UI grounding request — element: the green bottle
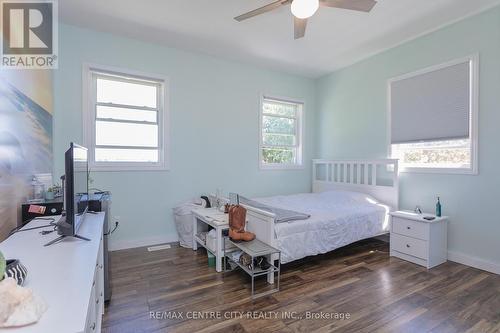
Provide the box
[436,197,442,217]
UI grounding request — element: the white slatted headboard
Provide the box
[312,159,399,211]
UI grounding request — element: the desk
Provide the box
[191,208,229,272]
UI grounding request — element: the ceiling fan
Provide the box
[234,0,377,39]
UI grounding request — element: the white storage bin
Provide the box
[173,200,200,248]
[206,229,217,253]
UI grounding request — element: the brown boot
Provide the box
[229,229,255,242]
[228,205,255,242]
[229,205,245,232]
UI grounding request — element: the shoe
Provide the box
[229,229,255,242]
[254,257,271,270]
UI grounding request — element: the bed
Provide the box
[240,159,399,282]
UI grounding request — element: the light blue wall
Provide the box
[55,7,500,265]
[316,7,500,266]
[54,24,316,249]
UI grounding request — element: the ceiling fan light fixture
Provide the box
[291,0,319,19]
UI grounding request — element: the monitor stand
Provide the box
[43,214,91,246]
[44,234,91,247]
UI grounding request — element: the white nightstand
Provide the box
[390,211,448,269]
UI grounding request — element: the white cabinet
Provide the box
[0,212,106,333]
[390,211,448,269]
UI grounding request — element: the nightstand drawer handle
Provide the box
[407,226,411,230]
[406,244,410,248]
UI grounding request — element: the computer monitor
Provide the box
[65,142,89,235]
[44,142,90,246]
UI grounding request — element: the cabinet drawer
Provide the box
[392,217,429,240]
[85,275,97,332]
[391,234,428,260]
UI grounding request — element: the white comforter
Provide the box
[255,190,390,264]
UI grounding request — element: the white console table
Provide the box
[192,208,229,272]
[0,212,105,333]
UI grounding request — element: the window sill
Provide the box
[399,167,478,175]
[89,163,169,172]
[259,163,305,171]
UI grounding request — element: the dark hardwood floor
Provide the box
[102,239,500,333]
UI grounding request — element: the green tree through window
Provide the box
[261,97,302,167]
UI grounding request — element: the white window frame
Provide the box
[259,94,304,170]
[83,63,170,171]
[387,54,479,175]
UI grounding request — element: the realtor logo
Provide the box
[1,0,58,69]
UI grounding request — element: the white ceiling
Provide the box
[59,0,500,78]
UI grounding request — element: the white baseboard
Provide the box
[109,234,179,251]
[448,251,500,275]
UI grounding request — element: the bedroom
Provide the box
[0,0,499,332]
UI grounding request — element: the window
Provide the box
[388,55,478,174]
[83,64,169,171]
[260,96,303,169]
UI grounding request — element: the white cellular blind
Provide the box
[391,61,471,144]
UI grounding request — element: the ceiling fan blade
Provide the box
[320,0,377,12]
[294,17,307,39]
[234,0,290,21]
